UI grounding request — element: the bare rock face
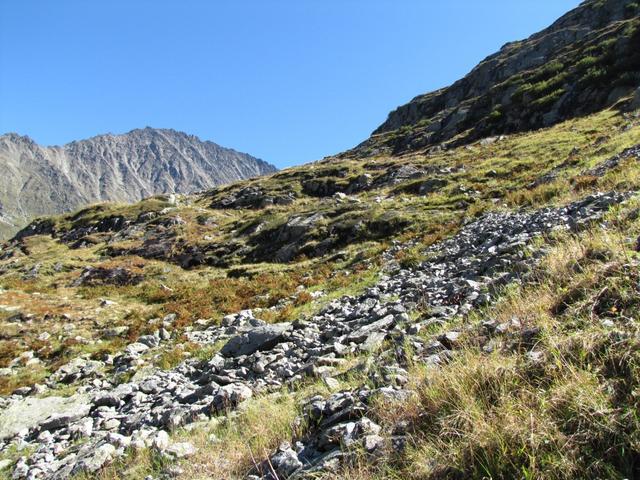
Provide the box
[0,128,276,239]
[632,87,640,110]
[353,0,640,156]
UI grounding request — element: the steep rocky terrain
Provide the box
[0,129,276,240]
[0,1,639,479]
[0,106,639,478]
[353,0,640,156]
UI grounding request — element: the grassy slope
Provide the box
[336,200,640,479]
[0,107,640,478]
[1,109,640,391]
[67,149,640,480]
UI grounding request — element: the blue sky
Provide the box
[0,1,581,168]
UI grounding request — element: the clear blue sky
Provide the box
[0,1,581,168]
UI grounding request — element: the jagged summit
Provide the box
[0,128,276,239]
[81,127,211,144]
[353,0,640,156]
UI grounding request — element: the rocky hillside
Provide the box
[0,106,638,479]
[0,129,276,240]
[353,0,640,156]
[0,1,639,479]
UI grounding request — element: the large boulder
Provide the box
[277,214,325,244]
[373,165,425,188]
[72,266,144,287]
[347,315,396,343]
[248,213,326,262]
[220,323,292,357]
[0,394,90,440]
[72,443,117,474]
[270,442,303,477]
[49,357,103,384]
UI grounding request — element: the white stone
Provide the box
[151,430,170,451]
[164,442,197,459]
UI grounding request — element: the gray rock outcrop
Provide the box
[352,0,640,156]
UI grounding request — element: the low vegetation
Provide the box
[334,201,640,479]
[1,105,640,477]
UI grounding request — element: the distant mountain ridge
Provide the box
[353,0,640,156]
[0,128,276,239]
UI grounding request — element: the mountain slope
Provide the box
[1,1,640,479]
[353,0,640,156]
[1,107,639,480]
[0,128,276,239]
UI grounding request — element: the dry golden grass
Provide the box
[177,393,301,479]
[2,109,640,475]
[337,202,640,479]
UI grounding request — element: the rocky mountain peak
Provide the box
[0,133,37,148]
[0,129,276,239]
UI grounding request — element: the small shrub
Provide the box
[512,82,533,102]
[540,60,564,77]
[625,2,639,17]
[506,181,565,207]
[575,55,600,70]
[571,174,599,192]
[488,107,503,122]
[532,88,566,108]
[293,290,313,306]
[580,66,608,86]
[395,246,426,269]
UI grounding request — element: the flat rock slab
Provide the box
[348,315,395,343]
[0,394,90,441]
[221,323,292,357]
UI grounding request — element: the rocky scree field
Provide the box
[0,104,639,479]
